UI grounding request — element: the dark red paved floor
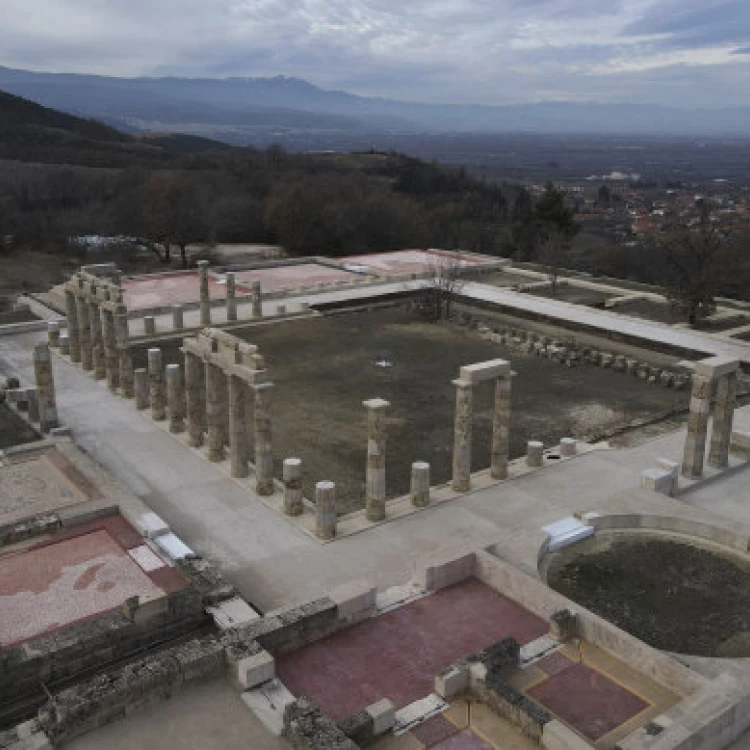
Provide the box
[432,729,492,750]
[275,578,547,722]
[528,661,649,741]
[412,714,460,746]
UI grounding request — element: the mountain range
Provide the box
[1,65,749,141]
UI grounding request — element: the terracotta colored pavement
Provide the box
[0,514,186,646]
[432,731,493,750]
[233,263,357,293]
[412,714,460,746]
[275,578,548,722]
[122,271,226,309]
[528,661,649,741]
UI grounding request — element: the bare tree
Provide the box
[656,207,731,325]
[413,253,466,322]
[537,229,567,296]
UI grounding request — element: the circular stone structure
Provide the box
[542,531,750,657]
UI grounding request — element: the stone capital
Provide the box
[363,398,390,410]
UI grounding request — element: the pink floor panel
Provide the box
[275,578,548,722]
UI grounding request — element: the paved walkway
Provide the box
[3,330,749,614]
[122,279,750,367]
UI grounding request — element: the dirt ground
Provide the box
[548,538,750,657]
[133,306,685,513]
[0,404,39,449]
[522,285,614,307]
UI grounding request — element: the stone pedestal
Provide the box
[560,438,577,457]
[364,398,389,521]
[33,343,58,432]
[452,379,473,492]
[226,273,237,322]
[166,364,185,434]
[253,383,274,495]
[283,458,304,516]
[185,352,205,448]
[198,260,211,326]
[147,348,166,421]
[229,375,249,478]
[708,371,738,469]
[252,280,262,318]
[47,321,60,348]
[315,481,337,540]
[682,374,712,479]
[411,461,430,507]
[134,369,149,410]
[76,295,93,371]
[491,376,511,480]
[206,363,226,462]
[172,305,184,330]
[65,290,81,363]
[526,441,544,467]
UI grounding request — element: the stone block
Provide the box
[49,426,72,439]
[542,517,594,552]
[460,359,510,383]
[232,650,275,691]
[435,664,470,700]
[366,698,396,736]
[415,551,476,591]
[131,593,169,625]
[731,429,750,456]
[641,468,674,496]
[134,511,169,539]
[207,596,260,629]
[155,532,195,561]
[559,438,577,457]
[330,580,376,623]
[693,356,740,379]
[242,678,296,736]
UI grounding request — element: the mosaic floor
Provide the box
[0,447,95,524]
[275,578,548,722]
[0,514,186,646]
[232,263,359,293]
[339,249,485,275]
[121,271,226,309]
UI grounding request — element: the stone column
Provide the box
[144,316,156,336]
[560,438,577,457]
[166,364,185,434]
[89,297,106,380]
[205,362,226,462]
[198,260,211,326]
[411,461,430,507]
[65,289,81,363]
[252,280,262,318]
[76,293,93,371]
[101,308,120,392]
[47,321,60,348]
[148,348,166,421]
[114,305,134,398]
[526,441,544,467]
[134,368,149,410]
[185,352,205,448]
[226,272,237,322]
[709,371,738,469]
[315,481,336,540]
[32,343,58,432]
[172,305,184,330]
[682,373,712,479]
[363,398,389,521]
[283,458,304,516]
[229,375,249,478]
[491,375,511,480]
[452,378,473,492]
[253,382,274,495]
[59,333,70,356]
[26,388,40,423]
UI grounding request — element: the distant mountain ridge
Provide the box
[1,65,749,138]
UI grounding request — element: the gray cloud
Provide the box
[0,0,748,108]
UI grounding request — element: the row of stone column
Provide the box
[198,261,262,327]
[682,358,739,478]
[62,279,133,398]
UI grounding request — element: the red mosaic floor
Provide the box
[121,271,227,309]
[0,514,186,647]
[528,657,649,742]
[233,263,358,293]
[432,730,493,750]
[275,578,547,722]
[338,249,486,275]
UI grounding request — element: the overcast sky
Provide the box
[1,0,749,108]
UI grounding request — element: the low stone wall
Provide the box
[284,697,359,750]
[37,635,226,744]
